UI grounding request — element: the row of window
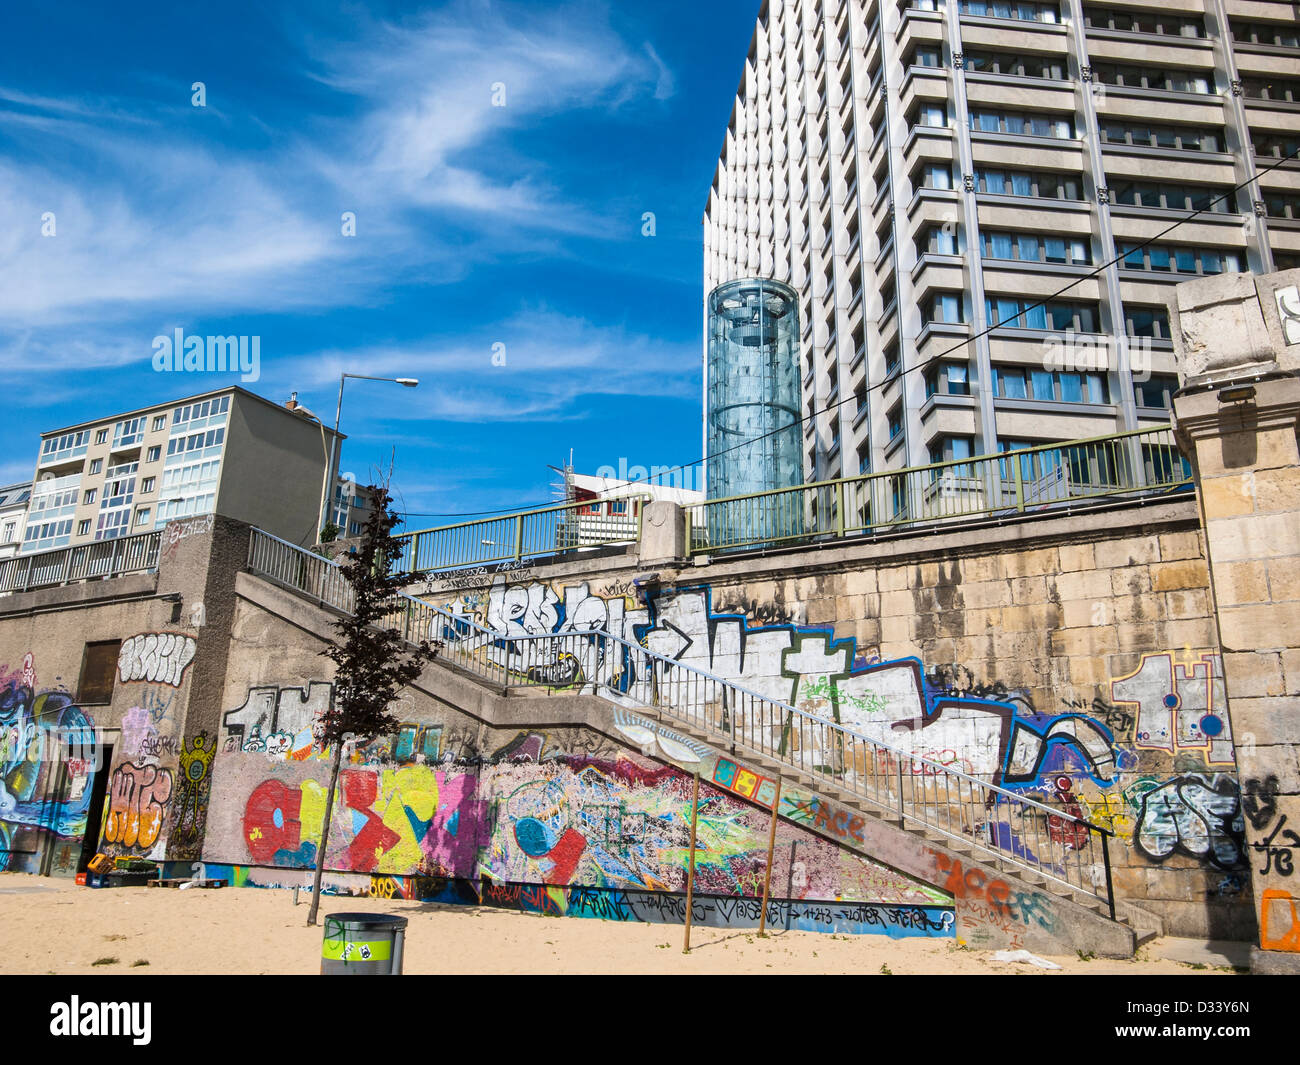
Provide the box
[166,427,226,458]
[1092,62,1214,95]
[1231,20,1300,49]
[922,292,1172,338]
[1101,121,1220,154]
[40,431,90,461]
[1118,243,1242,276]
[993,366,1109,404]
[969,108,1075,140]
[173,394,231,427]
[964,51,1066,81]
[1242,77,1300,104]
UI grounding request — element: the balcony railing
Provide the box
[0,530,162,594]
[685,426,1191,555]
[392,496,650,574]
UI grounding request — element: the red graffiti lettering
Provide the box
[341,770,400,872]
[244,780,303,862]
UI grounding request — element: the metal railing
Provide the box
[246,527,1116,915]
[685,426,1190,555]
[392,496,651,573]
[0,530,162,594]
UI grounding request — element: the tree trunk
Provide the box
[306,740,345,927]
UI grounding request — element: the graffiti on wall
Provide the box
[0,656,98,874]
[169,731,218,860]
[103,761,174,853]
[208,723,948,911]
[222,682,332,758]
[1111,652,1233,764]
[424,577,1248,892]
[118,632,197,687]
[1129,774,1245,870]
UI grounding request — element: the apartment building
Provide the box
[703,0,1300,489]
[24,388,345,552]
[0,483,30,560]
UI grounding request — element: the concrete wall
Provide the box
[0,514,244,875]
[200,583,957,940]
[218,393,335,547]
[409,498,1252,939]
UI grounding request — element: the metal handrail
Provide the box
[247,527,1116,912]
[392,494,652,574]
[685,424,1190,555]
[0,529,163,594]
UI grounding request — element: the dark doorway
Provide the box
[76,743,113,874]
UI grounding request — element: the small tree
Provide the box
[306,485,439,926]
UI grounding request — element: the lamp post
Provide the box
[317,374,419,540]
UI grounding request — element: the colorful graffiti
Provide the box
[117,632,197,688]
[1260,888,1300,952]
[208,724,947,913]
[221,682,332,757]
[1111,651,1233,764]
[1130,774,1245,870]
[169,731,218,860]
[103,761,174,853]
[0,656,98,874]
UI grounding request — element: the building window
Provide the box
[1100,122,1220,153]
[922,292,965,324]
[89,459,103,475]
[1241,77,1300,103]
[986,296,1099,332]
[959,1,1059,24]
[1253,132,1300,160]
[1124,306,1171,339]
[1264,192,1300,220]
[83,489,96,505]
[968,109,1074,139]
[1084,6,1203,38]
[887,403,904,442]
[152,415,167,431]
[135,508,151,527]
[1230,20,1300,48]
[914,102,948,128]
[95,428,108,444]
[918,163,952,190]
[77,519,91,536]
[1092,62,1213,94]
[963,51,1066,80]
[994,367,1109,403]
[929,435,975,478]
[141,477,156,493]
[921,224,964,255]
[1111,180,1233,213]
[908,46,942,68]
[1135,375,1179,409]
[77,640,121,705]
[113,417,145,448]
[884,340,901,377]
[1,522,14,543]
[975,168,1082,200]
[925,362,971,397]
[1118,242,1243,275]
[982,230,1090,265]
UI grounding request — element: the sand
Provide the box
[0,877,1237,976]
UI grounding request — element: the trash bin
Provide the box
[320,913,407,975]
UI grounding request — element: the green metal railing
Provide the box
[686,426,1191,555]
[393,495,651,574]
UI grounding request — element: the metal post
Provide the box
[758,776,784,937]
[683,768,700,954]
[513,515,524,561]
[1100,830,1115,921]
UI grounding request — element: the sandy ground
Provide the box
[0,877,1237,976]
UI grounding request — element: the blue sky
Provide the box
[0,0,758,523]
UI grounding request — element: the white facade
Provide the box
[704,0,1300,484]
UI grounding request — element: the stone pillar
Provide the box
[1170,268,1300,973]
[638,501,686,564]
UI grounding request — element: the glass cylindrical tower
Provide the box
[706,277,803,547]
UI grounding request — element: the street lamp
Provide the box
[318,374,419,539]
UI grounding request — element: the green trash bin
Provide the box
[321,913,407,975]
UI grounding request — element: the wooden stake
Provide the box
[683,769,700,953]
[758,776,783,937]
